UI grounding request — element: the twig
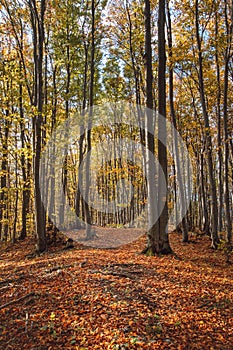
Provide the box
[101,270,135,279]
[0,291,35,310]
[0,275,24,286]
[197,301,211,309]
[45,263,82,273]
[0,285,10,291]
[0,278,14,286]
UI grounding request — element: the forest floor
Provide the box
[0,229,232,350]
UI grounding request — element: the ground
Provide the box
[0,230,232,350]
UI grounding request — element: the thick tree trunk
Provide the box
[157,0,172,254]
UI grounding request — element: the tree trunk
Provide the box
[30,0,47,252]
[157,0,172,253]
[85,0,96,239]
[223,0,232,243]
[214,10,223,233]
[195,0,219,248]
[200,153,210,235]
[75,41,88,227]
[143,0,172,255]
[166,0,188,242]
[48,64,57,227]
[0,111,10,241]
[19,68,31,240]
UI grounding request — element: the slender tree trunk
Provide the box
[200,152,210,235]
[13,126,19,243]
[60,39,71,227]
[75,42,88,227]
[143,0,172,255]
[125,1,146,161]
[49,64,57,227]
[19,65,31,240]
[223,0,232,243]
[85,0,96,239]
[195,0,219,248]
[0,112,9,241]
[214,10,223,232]
[144,0,159,254]
[30,0,47,252]
[166,0,188,242]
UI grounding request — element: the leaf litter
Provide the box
[0,230,232,349]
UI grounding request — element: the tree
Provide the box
[143,0,172,255]
[195,0,219,248]
[222,0,232,243]
[84,0,96,240]
[166,0,189,242]
[29,0,47,252]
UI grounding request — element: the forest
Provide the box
[0,0,232,349]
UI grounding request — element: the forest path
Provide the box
[65,227,145,248]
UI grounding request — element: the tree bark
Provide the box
[223,0,232,243]
[166,0,189,242]
[0,110,9,241]
[143,0,172,255]
[19,82,31,240]
[85,0,96,239]
[195,0,219,248]
[75,38,89,227]
[157,0,172,253]
[30,0,47,252]
[214,10,223,233]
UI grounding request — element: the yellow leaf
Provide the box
[50,312,56,320]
